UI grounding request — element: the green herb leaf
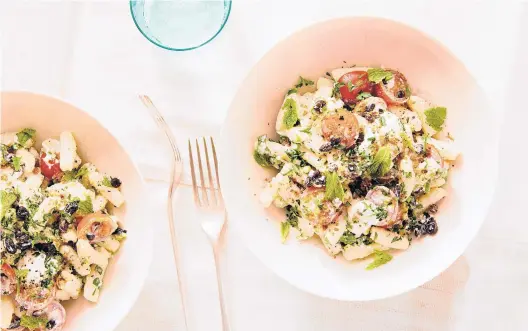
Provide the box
[280,222,290,243]
[62,171,75,182]
[253,149,271,168]
[75,165,89,179]
[424,181,431,194]
[405,84,412,97]
[346,81,355,92]
[95,265,103,274]
[332,82,345,98]
[367,68,393,84]
[340,232,357,246]
[366,250,393,270]
[356,92,372,101]
[15,269,29,279]
[20,315,48,330]
[400,132,414,151]
[295,76,314,88]
[286,88,298,95]
[0,190,18,218]
[12,156,22,171]
[424,107,447,131]
[380,116,386,126]
[391,236,403,243]
[16,128,36,146]
[324,171,345,201]
[78,196,94,215]
[367,146,392,177]
[102,177,113,187]
[282,98,299,130]
[286,204,300,228]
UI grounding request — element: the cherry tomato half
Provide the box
[338,71,374,105]
[373,70,410,105]
[39,153,62,180]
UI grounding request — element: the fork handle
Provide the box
[212,243,230,331]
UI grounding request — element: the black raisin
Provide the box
[7,145,15,154]
[110,177,122,188]
[4,237,16,254]
[9,316,21,329]
[428,204,439,214]
[366,104,376,112]
[16,206,29,221]
[58,218,70,233]
[330,137,341,146]
[34,243,57,255]
[86,233,95,241]
[5,153,14,163]
[46,320,56,329]
[356,132,365,145]
[112,227,127,236]
[397,90,405,98]
[319,143,333,152]
[313,100,326,113]
[15,231,31,251]
[425,219,438,235]
[64,201,79,215]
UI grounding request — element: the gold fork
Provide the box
[188,137,230,331]
[139,95,188,331]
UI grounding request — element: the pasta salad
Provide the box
[1,129,126,330]
[254,67,459,269]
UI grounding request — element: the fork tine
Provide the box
[195,139,209,206]
[202,137,217,206]
[188,140,200,206]
[210,137,222,200]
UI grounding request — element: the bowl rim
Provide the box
[129,0,232,52]
[1,90,154,328]
[218,16,500,301]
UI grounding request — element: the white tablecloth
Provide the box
[2,1,528,330]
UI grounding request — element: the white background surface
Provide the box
[1,1,528,330]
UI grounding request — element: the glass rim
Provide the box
[129,0,232,52]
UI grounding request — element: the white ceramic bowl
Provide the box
[1,92,152,330]
[220,17,499,301]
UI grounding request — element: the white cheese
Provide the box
[60,131,79,171]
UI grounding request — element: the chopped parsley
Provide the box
[366,250,393,270]
[280,221,290,243]
[367,68,393,84]
[253,149,271,168]
[282,98,299,130]
[92,277,102,295]
[400,132,414,151]
[102,177,113,187]
[380,116,386,126]
[424,107,447,131]
[75,165,89,179]
[295,76,314,88]
[332,82,345,98]
[356,92,372,101]
[346,81,355,92]
[286,204,300,228]
[339,232,357,246]
[324,171,345,201]
[16,128,36,146]
[286,88,298,96]
[95,265,104,274]
[12,156,22,171]
[0,190,17,218]
[78,196,94,215]
[20,315,48,330]
[391,236,403,243]
[367,146,392,177]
